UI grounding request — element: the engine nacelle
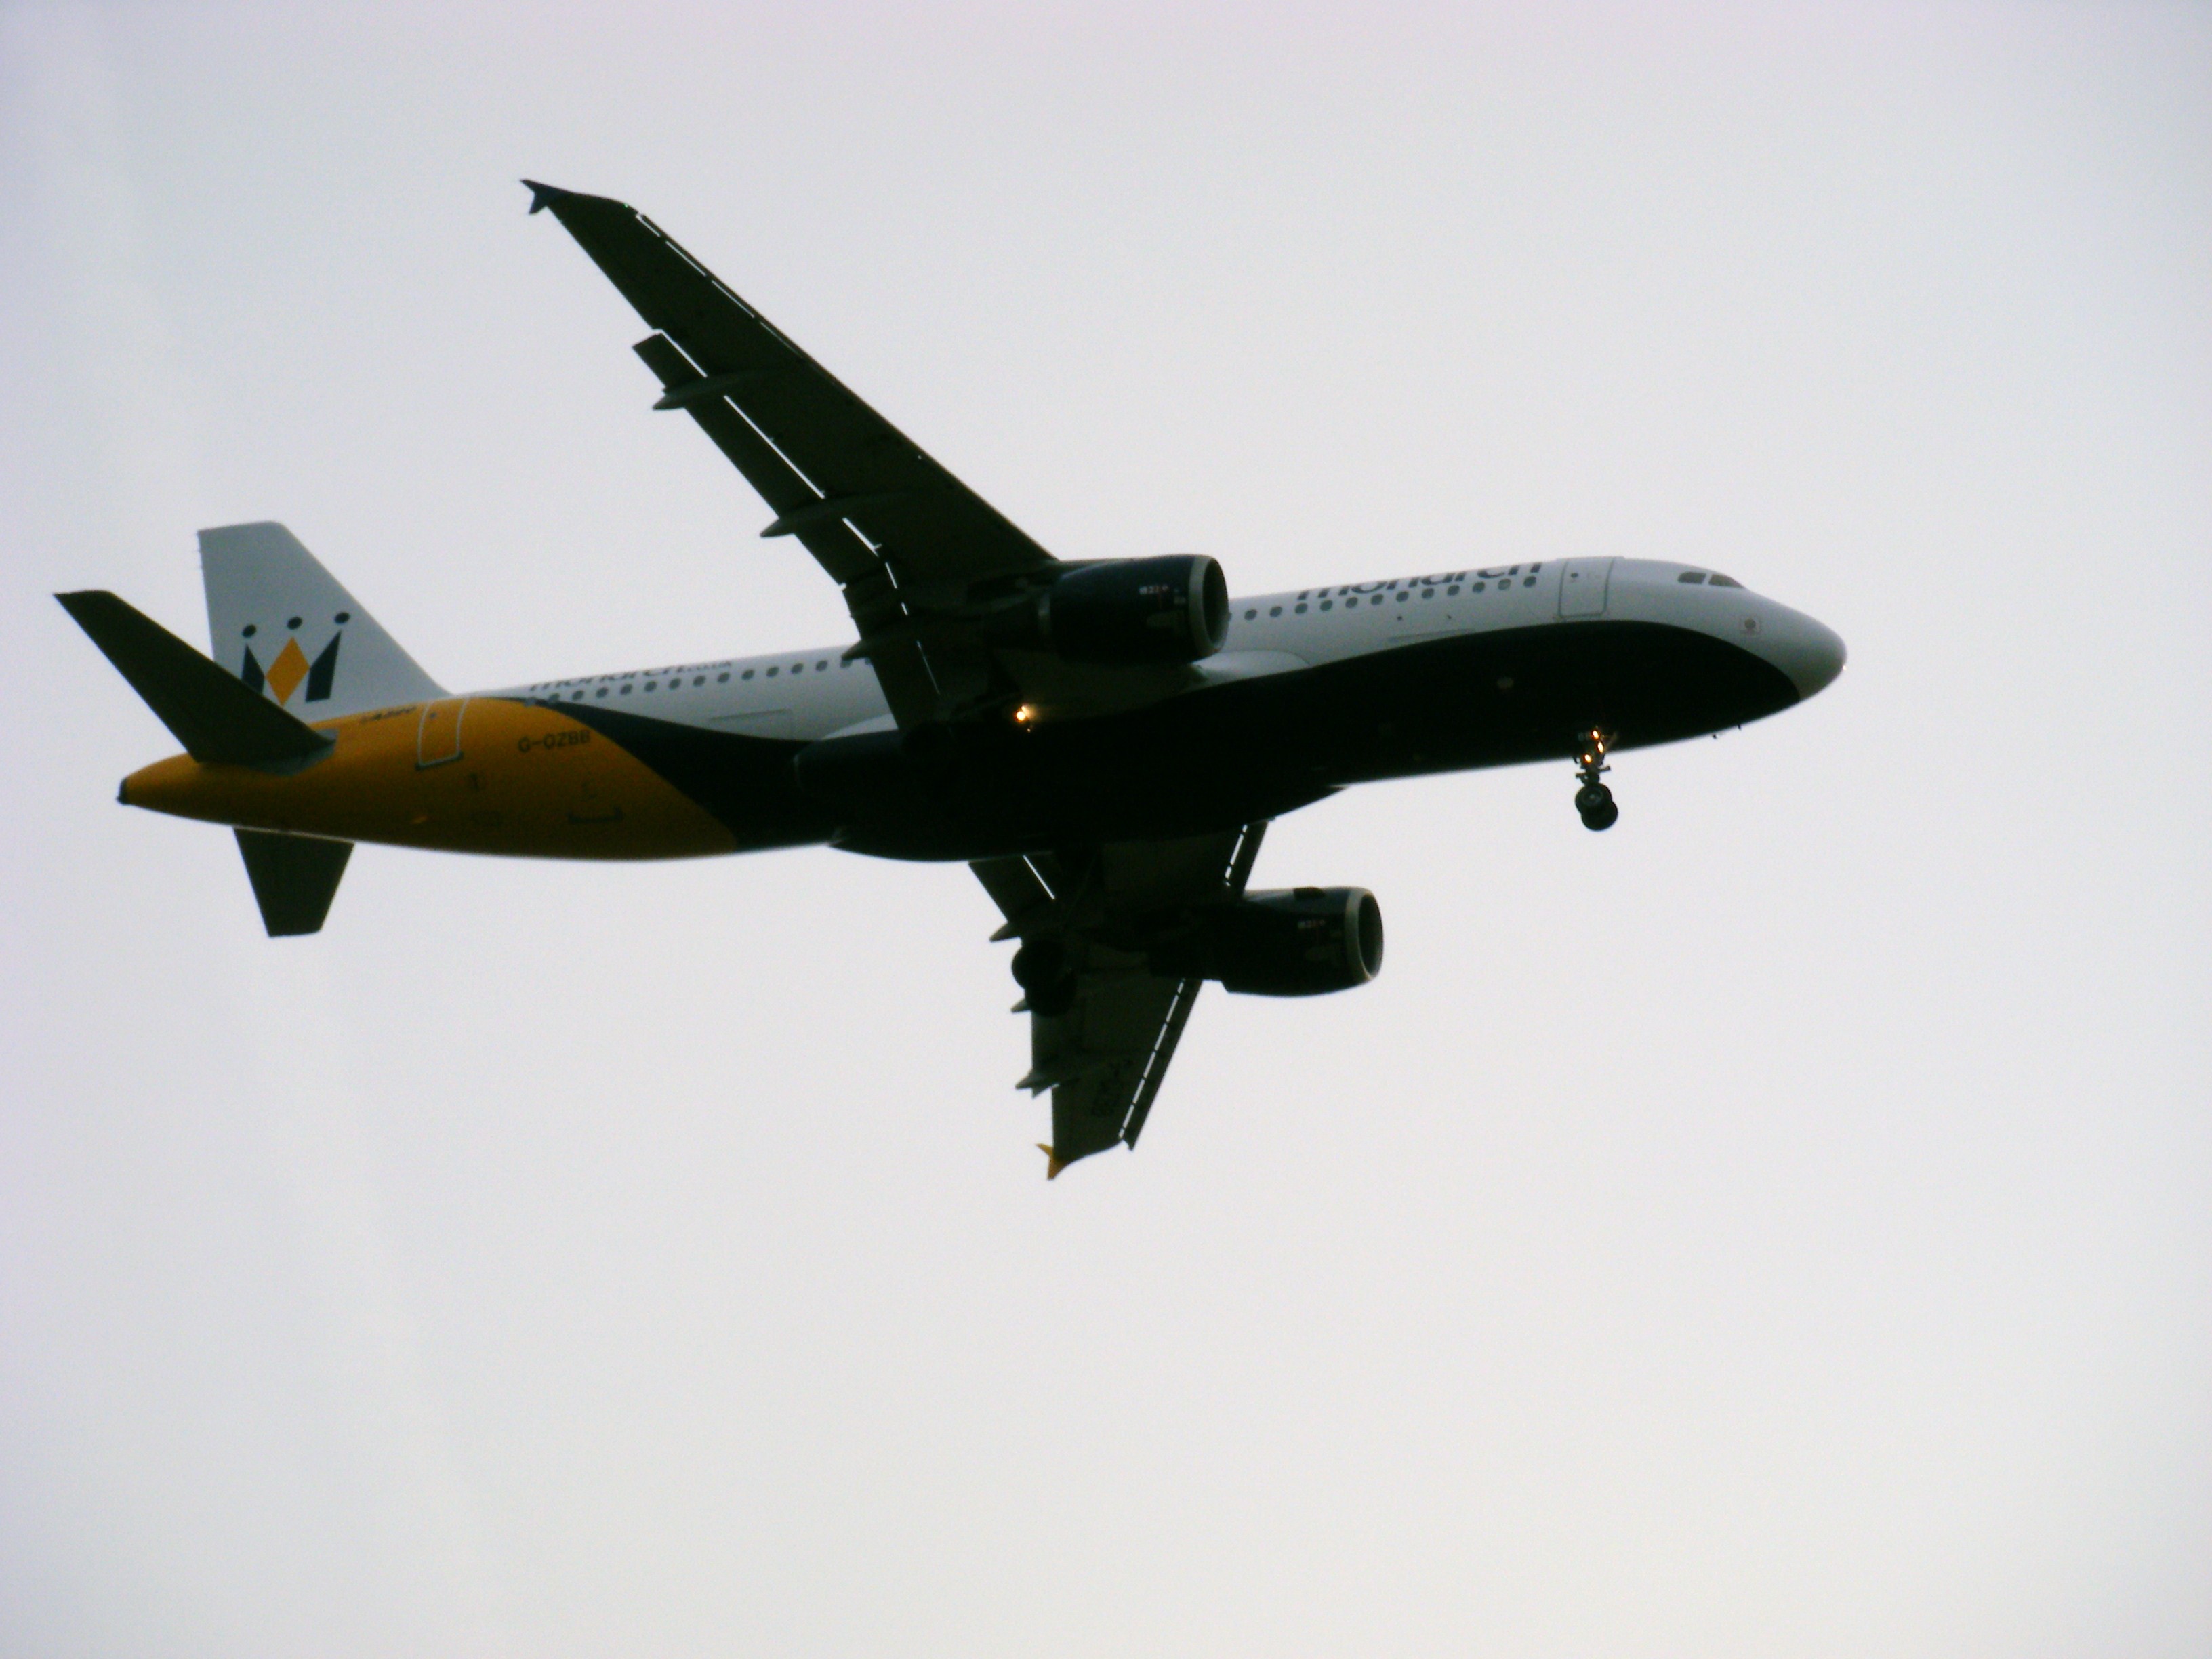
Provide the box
[1152,886,1384,997]
[1007,554,1229,665]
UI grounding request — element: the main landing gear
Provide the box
[1012,936,1079,1017]
[1572,729,1619,832]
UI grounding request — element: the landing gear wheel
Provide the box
[1570,728,1620,832]
[1012,939,1080,1017]
[1028,975,1079,1017]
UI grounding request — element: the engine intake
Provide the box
[1003,554,1229,665]
[1151,886,1384,997]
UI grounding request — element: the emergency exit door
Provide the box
[1557,558,1615,618]
[415,697,468,768]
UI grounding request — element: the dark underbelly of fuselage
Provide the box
[556,621,1800,861]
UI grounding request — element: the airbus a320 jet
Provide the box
[58,182,1845,1176]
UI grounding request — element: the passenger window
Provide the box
[743,668,755,680]
[596,687,608,698]
[1319,599,1333,611]
[1294,602,1307,614]
[1396,592,1409,602]
[718,672,729,682]
[1269,605,1282,617]
[766,666,778,677]
[644,680,657,691]
[1446,584,1460,595]
[1244,608,1256,621]
[620,684,632,695]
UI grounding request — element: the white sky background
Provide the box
[3,3,2208,1654]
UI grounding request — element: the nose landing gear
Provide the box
[1572,729,1618,831]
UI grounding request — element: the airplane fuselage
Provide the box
[121,557,1843,863]
[64,180,1855,1172]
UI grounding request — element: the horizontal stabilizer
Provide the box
[57,590,333,767]
[234,830,352,935]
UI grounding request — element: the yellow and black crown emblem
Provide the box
[238,619,344,705]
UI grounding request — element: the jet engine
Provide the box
[1151,886,1384,996]
[993,554,1230,665]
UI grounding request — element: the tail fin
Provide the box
[200,523,443,718]
[56,590,333,767]
[234,829,352,935]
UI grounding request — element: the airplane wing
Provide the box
[525,180,1057,726]
[972,821,1267,1176]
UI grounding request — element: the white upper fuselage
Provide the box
[491,558,1845,743]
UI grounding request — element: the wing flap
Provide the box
[973,822,1268,1176]
[1041,968,1202,1167]
[632,331,941,724]
[970,854,1056,942]
[529,182,1054,590]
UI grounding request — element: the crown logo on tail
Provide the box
[239,632,342,705]
[265,638,311,702]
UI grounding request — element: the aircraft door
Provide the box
[1557,558,1615,618]
[416,697,468,768]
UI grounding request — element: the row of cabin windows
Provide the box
[541,570,1723,697]
[562,658,847,700]
[535,573,1738,699]
[1243,575,1538,622]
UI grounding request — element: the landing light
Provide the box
[1012,703,1040,727]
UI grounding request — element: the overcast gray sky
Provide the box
[3,4,2209,1655]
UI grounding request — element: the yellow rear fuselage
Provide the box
[123,696,736,859]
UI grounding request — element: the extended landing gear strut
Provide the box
[1572,729,1619,832]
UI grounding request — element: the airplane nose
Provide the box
[1763,606,1846,700]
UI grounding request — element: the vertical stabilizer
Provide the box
[234,830,353,936]
[200,523,444,720]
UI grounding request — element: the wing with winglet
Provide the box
[972,822,1268,1176]
[525,180,1059,726]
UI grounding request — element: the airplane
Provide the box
[56,181,1846,1177]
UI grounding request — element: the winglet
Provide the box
[521,178,572,216]
[1038,1144,1067,1180]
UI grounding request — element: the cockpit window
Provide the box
[1708,573,1742,588]
[1677,571,1706,583]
